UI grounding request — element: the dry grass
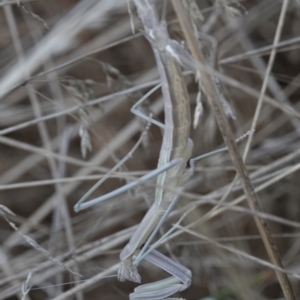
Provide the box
[0,0,300,299]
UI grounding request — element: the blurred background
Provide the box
[0,0,300,299]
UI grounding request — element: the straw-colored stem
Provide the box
[171,0,295,299]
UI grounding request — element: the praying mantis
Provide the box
[74,1,232,299]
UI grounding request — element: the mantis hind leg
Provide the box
[130,249,191,300]
[131,83,165,129]
[74,84,170,212]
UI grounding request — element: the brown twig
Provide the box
[171,0,296,299]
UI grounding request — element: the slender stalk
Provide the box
[171,1,296,299]
[243,0,291,160]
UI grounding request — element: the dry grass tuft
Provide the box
[0,1,300,299]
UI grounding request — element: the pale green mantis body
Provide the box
[117,1,194,298]
[75,6,194,299]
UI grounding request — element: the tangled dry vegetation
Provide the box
[0,0,300,299]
